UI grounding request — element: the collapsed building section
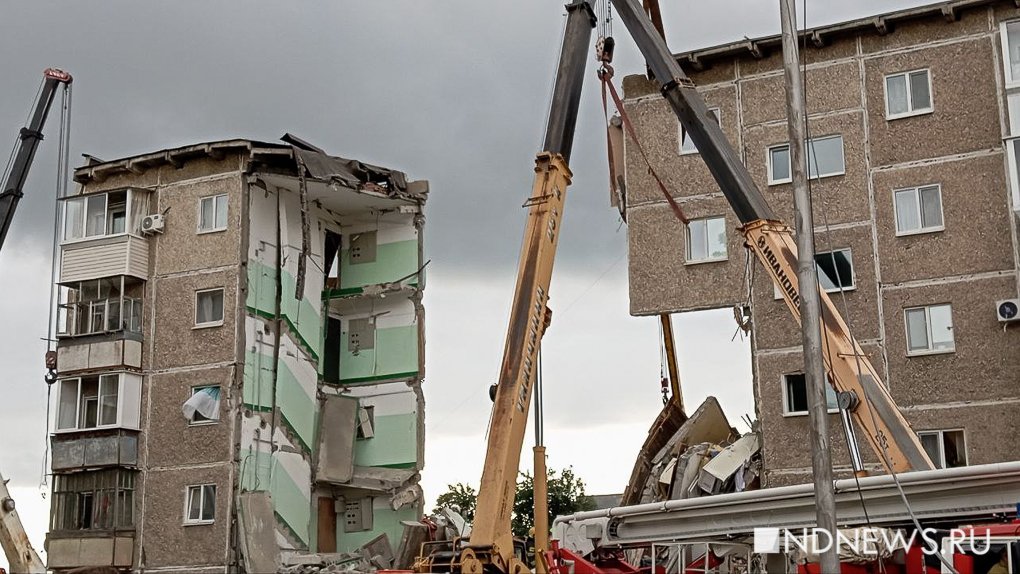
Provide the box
[46,136,428,572]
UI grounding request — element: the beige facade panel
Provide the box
[882,274,1020,405]
[623,86,739,206]
[740,61,862,127]
[56,339,143,373]
[140,465,230,568]
[145,367,233,468]
[864,39,1001,167]
[150,269,237,370]
[905,402,1020,467]
[684,59,738,87]
[152,174,243,277]
[751,225,881,351]
[744,112,871,226]
[83,169,160,195]
[737,34,859,78]
[873,153,1015,284]
[47,535,134,569]
[627,199,746,315]
[60,234,149,283]
[859,7,990,54]
[157,154,243,186]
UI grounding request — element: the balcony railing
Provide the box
[58,297,142,337]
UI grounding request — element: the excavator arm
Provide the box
[608,0,934,473]
[0,68,72,253]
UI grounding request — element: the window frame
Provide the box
[917,429,968,469]
[61,189,144,245]
[893,184,945,236]
[50,469,136,532]
[904,303,955,356]
[183,484,216,525]
[781,373,839,417]
[188,385,220,426]
[767,135,846,185]
[1000,20,1020,88]
[194,288,225,328]
[197,193,229,234]
[684,216,728,265]
[679,107,721,155]
[883,69,934,120]
[55,373,141,433]
[815,248,856,293]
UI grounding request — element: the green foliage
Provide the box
[512,467,595,538]
[434,482,477,521]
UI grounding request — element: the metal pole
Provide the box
[779,1,840,572]
[659,314,683,410]
[533,351,548,573]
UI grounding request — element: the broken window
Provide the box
[50,469,135,531]
[885,69,932,119]
[894,184,943,235]
[184,386,221,424]
[905,303,954,355]
[185,484,216,524]
[56,374,141,431]
[782,373,838,416]
[768,135,845,184]
[195,288,225,327]
[685,216,727,263]
[815,249,855,293]
[918,429,967,468]
[58,278,143,337]
[679,108,721,155]
[198,193,228,233]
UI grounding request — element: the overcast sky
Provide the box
[0,0,934,566]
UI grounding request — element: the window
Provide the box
[56,374,142,431]
[57,278,143,337]
[62,189,147,242]
[918,429,967,469]
[679,108,721,155]
[685,216,727,263]
[815,249,855,293]
[782,373,838,416]
[894,184,944,235]
[1001,20,1020,86]
[885,70,932,119]
[198,193,228,233]
[185,484,216,524]
[195,288,225,327]
[904,303,954,355]
[185,386,221,424]
[768,135,845,184]
[50,469,135,531]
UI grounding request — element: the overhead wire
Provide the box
[794,1,957,570]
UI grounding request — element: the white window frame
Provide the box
[781,373,839,417]
[55,373,142,432]
[893,184,945,236]
[183,484,216,525]
[197,193,228,234]
[679,108,721,155]
[194,288,225,328]
[883,69,934,120]
[917,429,967,469]
[767,135,846,185]
[684,216,728,264]
[904,303,955,356]
[61,189,143,245]
[188,385,220,426]
[1000,20,1020,88]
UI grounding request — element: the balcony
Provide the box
[59,187,150,284]
[47,468,136,570]
[56,278,144,373]
[51,428,139,471]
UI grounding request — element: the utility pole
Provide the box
[779,1,840,572]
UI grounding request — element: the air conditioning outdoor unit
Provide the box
[996,299,1019,323]
[141,213,165,235]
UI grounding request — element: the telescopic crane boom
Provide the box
[0,68,73,253]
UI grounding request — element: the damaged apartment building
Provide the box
[619,0,1020,487]
[45,135,428,571]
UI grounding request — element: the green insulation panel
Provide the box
[243,350,317,452]
[339,239,418,291]
[339,325,419,384]
[246,260,322,360]
[353,413,418,468]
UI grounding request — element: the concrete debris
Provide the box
[239,491,281,574]
[697,433,761,495]
[278,551,373,574]
[393,521,430,569]
[390,482,424,511]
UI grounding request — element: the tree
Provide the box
[434,482,477,521]
[512,467,595,538]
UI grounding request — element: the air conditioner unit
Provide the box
[996,299,1019,323]
[141,213,165,235]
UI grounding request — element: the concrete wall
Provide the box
[622,2,1020,485]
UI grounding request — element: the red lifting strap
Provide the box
[599,65,689,225]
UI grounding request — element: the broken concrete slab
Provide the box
[393,521,429,569]
[239,491,280,574]
[317,396,359,484]
[698,433,760,495]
